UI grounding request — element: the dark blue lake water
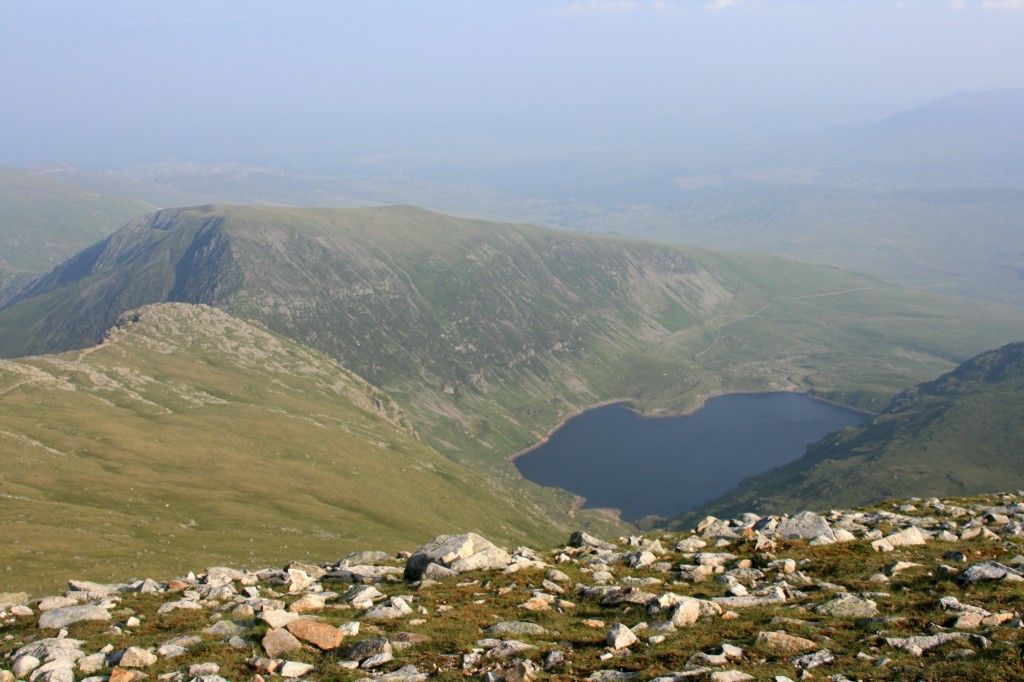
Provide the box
[514,392,867,521]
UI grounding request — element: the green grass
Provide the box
[0,165,152,273]
[0,303,563,597]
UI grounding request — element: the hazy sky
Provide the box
[2,0,1023,170]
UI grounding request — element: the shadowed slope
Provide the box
[670,342,1024,527]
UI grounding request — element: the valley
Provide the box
[0,203,1022,587]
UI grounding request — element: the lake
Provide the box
[514,392,867,521]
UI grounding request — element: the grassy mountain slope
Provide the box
[0,303,563,596]
[1,205,1022,480]
[670,342,1024,527]
[0,165,153,273]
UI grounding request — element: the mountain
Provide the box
[2,205,1022,488]
[592,185,1024,307]
[670,342,1024,527]
[562,90,1024,306]
[818,88,1024,189]
[0,165,153,273]
[0,302,565,595]
[26,161,558,226]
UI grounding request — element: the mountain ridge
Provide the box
[0,302,572,595]
[3,204,1023,481]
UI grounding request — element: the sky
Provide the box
[2,0,1023,171]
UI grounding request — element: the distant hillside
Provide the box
[670,342,1024,527]
[0,303,565,595]
[592,186,1024,307]
[2,205,1022,488]
[0,165,152,272]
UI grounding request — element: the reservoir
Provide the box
[514,392,867,521]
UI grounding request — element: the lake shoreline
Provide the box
[508,388,873,464]
[512,390,871,522]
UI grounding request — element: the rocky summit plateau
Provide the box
[4,493,1024,681]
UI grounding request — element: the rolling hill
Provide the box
[566,90,1024,306]
[669,341,1024,527]
[1,204,1022,489]
[0,165,153,273]
[0,302,567,596]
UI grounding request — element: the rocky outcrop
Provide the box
[4,493,1024,680]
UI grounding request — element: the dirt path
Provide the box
[693,285,883,360]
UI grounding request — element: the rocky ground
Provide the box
[4,494,1024,681]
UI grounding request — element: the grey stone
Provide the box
[361,597,412,621]
[27,661,75,682]
[156,599,202,614]
[118,648,157,668]
[956,561,1022,585]
[362,665,429,682]
[569,531,615,550]
[347,637,392,662]
[405,533,511,580]
[260,608,301,628]
[815,594,878,618]
[13,639,85,664]
[484,621,548,636]
[261,628,302,659]
[36,597,78,612]
[884,632,968,656]
[360,651,394,669]
[187,664,219,678]
[0,592,30,608]
[789,649,834,669]
[606,622,638,649]
[203,620,246,637]
[588,671,640,681]
[277,661,315,678]
[486,640,536,658]
[37,605,111,629]
[777,512,835,542]
[343,550,393,565]
[871,526,928,551]
[12,656,41,679]
[77,654,105,676]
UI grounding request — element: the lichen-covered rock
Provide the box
[404,533,511,580]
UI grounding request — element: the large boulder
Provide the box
[404,533,511,580]
[776,511,836,542]
[37,605,111,630]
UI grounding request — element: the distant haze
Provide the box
[3,0,1023,173]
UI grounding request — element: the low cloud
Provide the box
[981,0,1024,9]
[552,0,643,15]
[706,0,738,11]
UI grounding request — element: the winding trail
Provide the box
[693,285,883,360]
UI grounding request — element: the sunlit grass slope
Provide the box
[0,303,561,596]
